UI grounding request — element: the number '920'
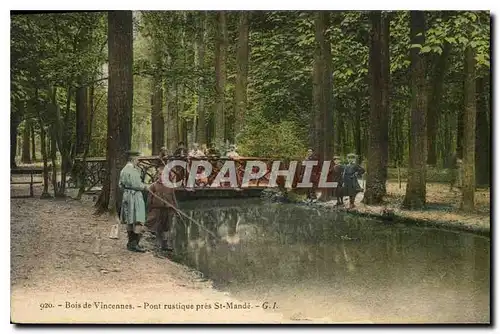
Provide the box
[39,303,54,310]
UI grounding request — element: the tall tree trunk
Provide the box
[312,11,334,201]
[335,111,343,155]
[50,124,58,195]
[354,99,362,161]
[179,14,189,148]
[380,13,390,193]
[11,101,23,168]
[393,108,404,167]
[234,11,250,140]
[402,11,427,209]
[33,89,51,197]
[461,45,476,210]
[21,121,31,164]
[165,75,179,152]
[77,82,97,199]
[321,12,334,161]
[151,71,164,155]
[55,86,73,197]
[30,121,36,162]
[214,11,227,144]
[195,12,207,145]
[75,84,88,156]
[475,76,489,188]
[311,48,321,152]
[75,21,93,157]
[96,10,133,214]
[442,111,454,167]
[363,11,388,205]
[179,84,188,146]
[456,106,464,160]
[312,11,334,160]
[426,43,451,166]
[39,125,50,197]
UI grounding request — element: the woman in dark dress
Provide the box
[331,156,344,206]
[343,153,365,209]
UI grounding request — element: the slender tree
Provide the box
[311,11,334,201]
[33,88,51,198]
[214,11,227,144]
[456,105,464,160]
[234,11,250,139]
[11,100,23,168]
[475,75,489,187]
[21,121,31,164]
[312,11,334,159]
[96,10,133,214]
[461,44,476,210]
[195,13,206,145]
[151,44,164,155]
[75,85,88,156]
[380,13,390,193]
[402,11,427,209]
[363,11,390,205]
[426,43,451,166]
[179,12,189,147]
[30,121,36,161]
[195,12,208,145]
[165,54,179,152]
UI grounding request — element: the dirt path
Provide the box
[10,185,287,324]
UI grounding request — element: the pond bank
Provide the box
[319,181,490,237]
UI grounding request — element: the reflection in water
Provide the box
[171,201,490,323]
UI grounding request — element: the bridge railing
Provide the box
[71,155,334,192]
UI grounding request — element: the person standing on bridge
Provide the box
[305,148,319,202]
[226,144,240,159]
[147,164,178,258]
[119,150,149,253]
[189,143,205,158]
[159,146,169,161]
[174,142,188,157]
[206,142,220,157]
[343,153,365,209]
[332,155,345,206]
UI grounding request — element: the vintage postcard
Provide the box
[10,9,490,324]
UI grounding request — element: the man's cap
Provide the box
[333,155,341,160]
[347,153,357,158]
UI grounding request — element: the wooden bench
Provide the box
[11,167,44,198]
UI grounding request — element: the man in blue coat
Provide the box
[343,153,365,209]
[119,151,149,252]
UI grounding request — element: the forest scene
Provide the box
[10,10,491,324]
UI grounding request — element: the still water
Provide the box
[172,200,490,323]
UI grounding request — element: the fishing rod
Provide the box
[146,189,221,240]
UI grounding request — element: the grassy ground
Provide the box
[351,181,490,234]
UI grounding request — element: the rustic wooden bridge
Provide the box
[70,155,292,200]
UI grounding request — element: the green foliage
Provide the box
[422,11,490,70]
[238,113,307,158]
[11,10,491,171]
[248,11,315,127]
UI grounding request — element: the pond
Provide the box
[172,200,490,323]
